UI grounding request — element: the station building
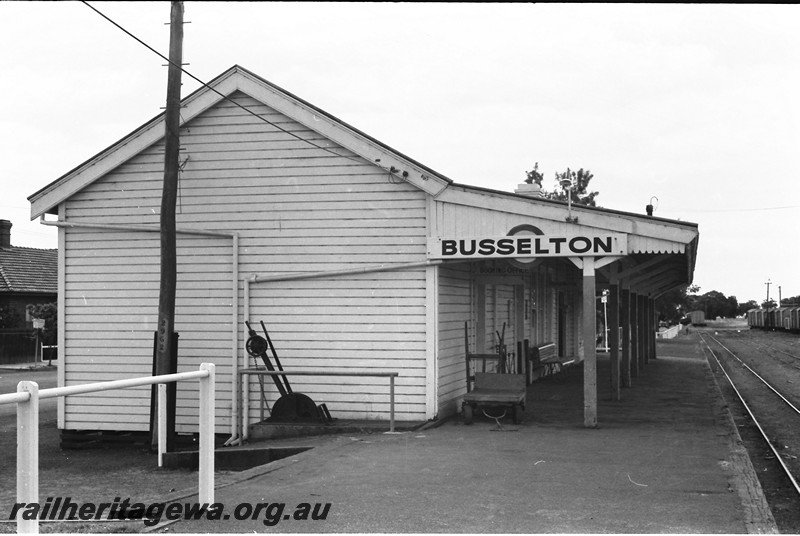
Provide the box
[28,66,699,440]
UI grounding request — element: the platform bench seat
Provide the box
[528,343,574,382]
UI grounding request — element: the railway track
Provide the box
[716,330,800,369]
[699,331,800,531]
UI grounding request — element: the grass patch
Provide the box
[705,318,748,329]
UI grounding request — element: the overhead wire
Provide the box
[664,205,800,214]
[80,1,365,166]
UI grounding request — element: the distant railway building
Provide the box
[689,310,707,326]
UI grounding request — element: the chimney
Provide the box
[0,219,12,248]
[514,183,544,198]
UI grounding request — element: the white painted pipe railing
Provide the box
[238,368,399,441]
[0,363,216,534]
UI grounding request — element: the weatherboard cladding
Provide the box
[63,230,232,432]
[437,264,471,415]
[61,91,429,432]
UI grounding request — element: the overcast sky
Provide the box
[1,2,798,305]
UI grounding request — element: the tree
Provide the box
[687,289,739,319]
[27,302,57,346]
[655,286,691,325]
[781,295,800,306]
[762,298,777,309]
[657,286,749,323]
[0,305,23,329]
[737,300,758,316]
[656,284,702,324]
[524,165,599,206]
[525,163,545,187]
[546,168,599,207]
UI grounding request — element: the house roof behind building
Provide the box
[0,247,58,294]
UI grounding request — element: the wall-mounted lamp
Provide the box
[560,177,578,223]
[646,196,659,216]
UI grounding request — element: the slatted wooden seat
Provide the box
[534,343,560,376]
[527,342,574,381]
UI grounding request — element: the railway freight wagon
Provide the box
[747,307,800,332]
[775,307,792,331]
[746,309,761,329]
[749,308,771,330]
[689,310,706,326]
[767,309,779,330]
[784,306,800,332]
[766,307,792,331]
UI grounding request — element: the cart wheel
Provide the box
[513,404,523,424]
[464,404,474,425]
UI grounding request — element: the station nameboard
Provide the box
[427,233,627,259]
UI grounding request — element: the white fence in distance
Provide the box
[656,325,683,339]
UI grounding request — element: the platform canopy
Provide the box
[428,183,698,296]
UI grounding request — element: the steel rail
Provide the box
[723,334,800,365]
[759,343,800,368]
[773,347,800,361]
[699,334,800,497]
[707,334,800,416]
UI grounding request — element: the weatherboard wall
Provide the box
[436,263,471,416]
[59,91,430,433]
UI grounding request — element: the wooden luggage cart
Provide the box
[462,372,526,425]
[463,322,526,425]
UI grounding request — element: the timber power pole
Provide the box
[151,1,184,451]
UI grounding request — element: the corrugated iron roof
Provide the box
[0,246,57,294]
